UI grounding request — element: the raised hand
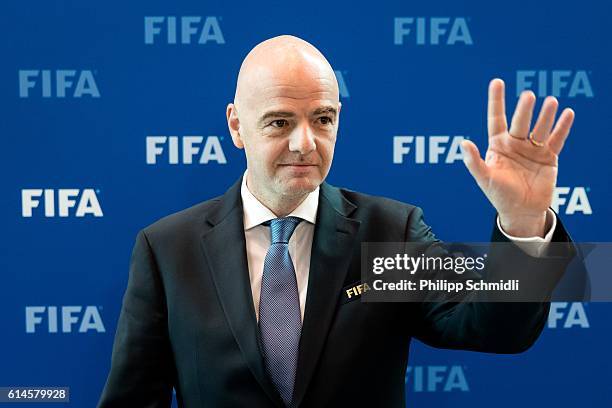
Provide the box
[461,78,575,237]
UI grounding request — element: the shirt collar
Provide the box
[240,169,319,231]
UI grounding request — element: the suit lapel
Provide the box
[200,177,285,407]
[292,182,361,407]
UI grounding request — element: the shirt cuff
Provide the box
[496,208,556,258]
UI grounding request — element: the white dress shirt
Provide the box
[241,171,318,322]
[240,170,555,323]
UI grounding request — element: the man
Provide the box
[98,35,576,407]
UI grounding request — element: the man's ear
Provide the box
[226,103,244,149]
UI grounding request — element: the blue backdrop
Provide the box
[1,0,609,406]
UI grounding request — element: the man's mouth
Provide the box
[278,163,317,166]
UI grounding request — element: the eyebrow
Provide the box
[258,111,295,125]
[312,106,338,117]
[258,106,338,126]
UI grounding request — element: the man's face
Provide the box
[228,52,341,202]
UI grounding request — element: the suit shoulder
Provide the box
[333,186,436,242]
[336,186,418,217]
[141,195,221,241]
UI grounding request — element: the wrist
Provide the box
[499,211,549,238]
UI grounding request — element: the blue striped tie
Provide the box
[259,216,302,407]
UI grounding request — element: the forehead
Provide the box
[243,63,339,114]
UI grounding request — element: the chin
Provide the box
[280,177,319,196]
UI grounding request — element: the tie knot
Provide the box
[267,216,302,244]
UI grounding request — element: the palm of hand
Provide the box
[462,79,575,222]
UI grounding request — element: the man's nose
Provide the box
[288,123,316,155]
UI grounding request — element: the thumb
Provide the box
[460,140,489,187]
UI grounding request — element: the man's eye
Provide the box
[318,116,333,125]
[270,119,288,128]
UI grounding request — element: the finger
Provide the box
[487,78,508,138]
[530,96,559,143]
[461,140,489,190]
[509,90,536,139]
[548,108,575,155]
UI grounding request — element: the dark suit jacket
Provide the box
[97,177,574,408]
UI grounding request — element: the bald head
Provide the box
[226,35,341,216]
[234,35,339,110]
